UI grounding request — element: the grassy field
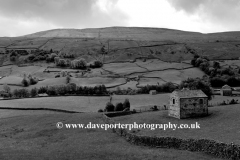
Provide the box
[138,78,166,86]
[209,95,240,104]
[135,59,192,70]
[102,62,146,75]
[0,58,206,91]
[113,104,240,145]
[1,93,238,112]
[71,77,126,88]
[0,111,221,160]
[0,94,170,112]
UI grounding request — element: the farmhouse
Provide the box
[221,85,232,96]
[168,89,208,119]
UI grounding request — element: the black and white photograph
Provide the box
[1,0,240,159]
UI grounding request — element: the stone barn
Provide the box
[149,90,157,95]
[221,85,232,96]
[168,89,208,119]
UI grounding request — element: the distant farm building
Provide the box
[149,90,157,95]
[221,85,232,96]
[168,89,208,119]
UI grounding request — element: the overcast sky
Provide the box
[0,0,240,37]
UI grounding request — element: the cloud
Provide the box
[167,0,207,13]
[0,0,128,36]
[167,0,240,31]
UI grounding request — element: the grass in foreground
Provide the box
[0,111,221,160]
[113,104,240,145]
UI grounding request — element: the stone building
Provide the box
[221,85,232,96]
[149,90,157,95]
[168,89,208,119]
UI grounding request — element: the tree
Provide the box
[92,60,103,68]
[70,58,87,69]
[57,59,67,67]
[54,56,60,64]
[213,61,220,69]
[179,78,213,100]
[30,88,38,97]
[56,85,67,95]
[3,84,11,93]
[28,74,38,85]
[66,83,77,94]
[22,78,30,87]
[105,102,115,112]
[47,86,58,96]
[38,86,48,94]
[123,99,130,110]
[13,89,20,98]
[115,102,124,111]
[210,77,226,87]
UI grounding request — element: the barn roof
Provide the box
[172,89,208,98]
[222,85,231,89]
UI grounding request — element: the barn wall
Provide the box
[180,97,208,119]
[168,93,180,119]
[221,90,232,96]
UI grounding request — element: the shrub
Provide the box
[21,78,30,87]
[151,105,159,111]
[10,51,17,57]
[38,55,46,60]
[98,109,104,112]
[66,75,71,84]
[30,88,38,97]
[132,109,137,113]
[123,99,130,110]
[100,46,107,55]
[105,102,115,112]
[60,70,67,77]
[115,102,124,111]
[10,56,16,61]
[229,99,238,104]
[28,54,35,61]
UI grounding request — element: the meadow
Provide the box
[0,111,220,160]
[0,94,170,112]
[113,104,240,145]
[0,59,205,91]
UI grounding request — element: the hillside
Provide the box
[0,27,240,64]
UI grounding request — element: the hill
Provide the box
[0,27,240,64]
